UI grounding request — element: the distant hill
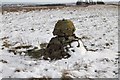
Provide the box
[105,2,119,5]
[1,2,76,7]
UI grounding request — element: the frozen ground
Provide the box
[0,5,119,78]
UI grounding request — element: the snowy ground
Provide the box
[0,5,119,78]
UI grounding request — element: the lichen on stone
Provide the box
[27,19,80,61]
[53,19,75,37]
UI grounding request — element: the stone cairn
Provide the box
[28,19,81,60]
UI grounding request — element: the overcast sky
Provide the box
[0,0,119,3]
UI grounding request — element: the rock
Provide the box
[26,19,82,60]
[53,19,75,37]
[44,37,71,60]
[44,35,80,60]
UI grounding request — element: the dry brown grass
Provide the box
[2,6,65,14]
[2,5,91,14]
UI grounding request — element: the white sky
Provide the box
[0,0,119,3]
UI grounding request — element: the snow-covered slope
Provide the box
[0,5,119,78]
